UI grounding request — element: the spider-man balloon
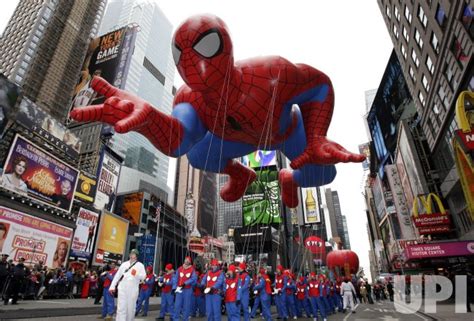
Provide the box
[70,14,364,208]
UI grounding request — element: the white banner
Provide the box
[385,165,416,239]
[94,151,121,211]
[0,206,73,268]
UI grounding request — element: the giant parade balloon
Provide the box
[327,250,359,276]
[69,14,365,208]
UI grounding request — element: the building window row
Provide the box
[430,32,439,54]
[411,48,420,67]
[393,24,399,39]
[414,29,423,49]
[394,5,401,21]
[426,55,435,74]
[451,38,469,67]
[402,26,409,42]
[418,5,428,28]
[422,74,430,92]
[461,4,473,39]
[401,44,407,60]
[404,5,412,23]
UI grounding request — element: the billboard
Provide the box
[74,171,98,204]
[301,187,321,224]
[70,207,100,260]
[0,206,73,267]
[138,233,156,268]
[358,143,370,171]
[367,51,415,176]
[0,135,79,212]
[385,164,416,239]
[242,169,281,226]
[68,25,138,118]
[93,210,129,265]
[121,192,143,226]
[0,74,21,137]
[242,150,277,168]
[94,149,122,211]
[17,97,81,157]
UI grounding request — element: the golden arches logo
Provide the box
[411,193,447,217]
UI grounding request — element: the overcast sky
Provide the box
[0,0,394,279]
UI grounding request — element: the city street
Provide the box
[2,298,472,321]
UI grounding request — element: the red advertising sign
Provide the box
[413,213,451,227]
[455,129,474,152]
[403,241,474,260]
[418,226,451,234]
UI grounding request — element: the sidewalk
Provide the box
[0,297,161,319]
[419,301,473,321]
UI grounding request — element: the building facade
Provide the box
[0,0,106,123]
[98,0,176,196]
[324,188,351,249]
[378,0,473,239]
[216,175,243,237]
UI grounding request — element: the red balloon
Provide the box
[304,236,325,255]
[326,250,359,275]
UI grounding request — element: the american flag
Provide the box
[153,202,161,223]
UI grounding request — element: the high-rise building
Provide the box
[98,0,176,197]
[378,0,473,234]
[217,175,243,237]
[325,188,351,249]
[0,0,106,122]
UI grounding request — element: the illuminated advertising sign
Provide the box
[358,143,370,171]
[0,135,79,212]
[242,169,281,226]
[0,206,73,267]
[242,150,277,168]
[74,171,98,204]
[93,210,129,265]
[121,192,143,226]
[70,207,99,260]
[17,98,81,157]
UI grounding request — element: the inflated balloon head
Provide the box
[173,14,233,92]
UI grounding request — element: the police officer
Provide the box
[4,257,29,305]
[202,259,224,321]
[0,254,10,300]
[173,257,197,321]
[136,266,155,317]
[156,264,174,320]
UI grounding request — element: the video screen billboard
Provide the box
[242,150,277,168]
[0,135,79,212]
[242,169,281,226]
[0,206,73,267]
[70,207,99,260]
[121,192,143,226]
[94,149,121,211]
[93,210,129,265]
[17,98,81,157]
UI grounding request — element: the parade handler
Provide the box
[109,249,146,321]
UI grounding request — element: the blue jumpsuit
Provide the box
[273,274,288,319]
[158,272,175,318]
[136,272,155,316]
[202,269,224,321]
[102,269,116,318]
[284,278,297,318]
[253,275,272,321]
[239,272,251,321]
[224,275,241,321]
[173,266,197,321]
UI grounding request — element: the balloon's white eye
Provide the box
[193,30,222,58]
[172,44,182,65]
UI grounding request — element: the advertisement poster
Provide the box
[0,135,79,212]
[74,171,98,204]
[93,210,129,265]
[242,150,277,168]
[138,234,156,268]
[68,25,138,120]
[70,207,99,260]
[358,143,370,171]
[17,98,81,157]
[0,206,72,267]
[121,192,143,226]
[94,150,121,211]
[242,169,281,226]
[301,187,321,224]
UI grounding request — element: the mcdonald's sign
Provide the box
[452,91,474,220]
[412,193,451,235]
